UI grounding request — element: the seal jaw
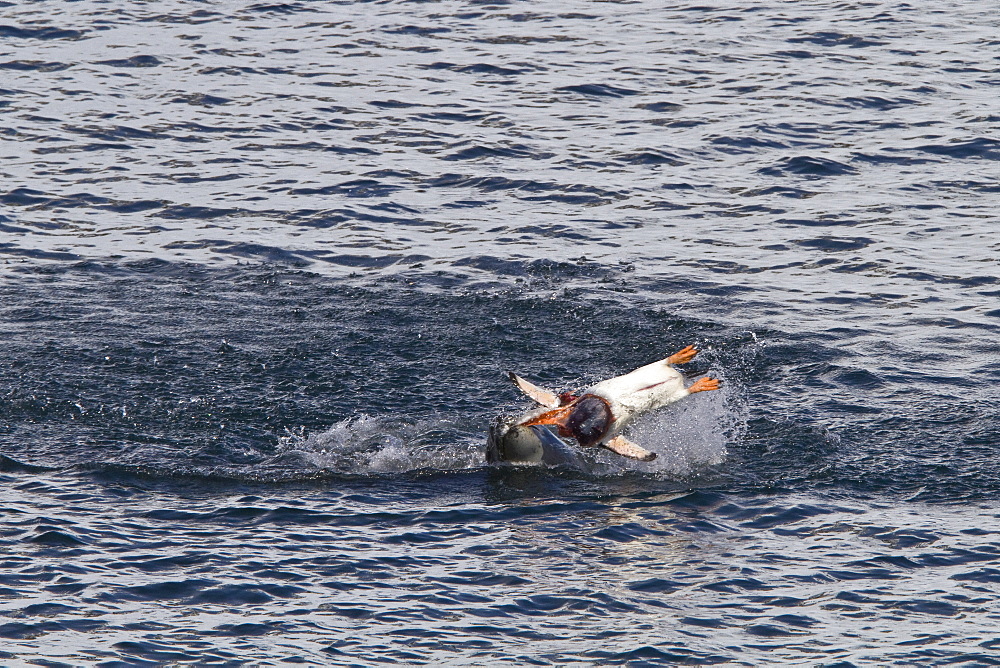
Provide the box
[497,425,546,463]
[488,415,548,464]
[520,394,614,448]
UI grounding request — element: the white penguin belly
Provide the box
[587,360,689,432]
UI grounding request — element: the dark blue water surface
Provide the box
[2,1,999,665]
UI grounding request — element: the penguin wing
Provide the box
[601,435,656,462]
[507,372,561,408]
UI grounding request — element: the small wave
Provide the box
[794,236,874,252]
[916,137,1000,160]
[0,60,72,72]
[242,3,317,15]
[786,31,887,48]
[0,25,84,40]
[442,143,545,161]
[0,455,55,474]
[616,149,687,166]
[169,93,231,107]
[759,155,857,178]
[635,101,682,112]
[419,62,529,76]
[94,55,163,68]
[287,179,405,197]
[558,83,641,98]
[840,96,919,110]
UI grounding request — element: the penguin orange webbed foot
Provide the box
[688,377,721,393]
[667,345,698,365]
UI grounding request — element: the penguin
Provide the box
[488,345,720,464]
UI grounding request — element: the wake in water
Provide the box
[277,415,484,475]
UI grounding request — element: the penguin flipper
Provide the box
[507,372,561,408]
[601,435,657,462]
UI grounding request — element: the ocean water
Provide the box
[1,0,999,665]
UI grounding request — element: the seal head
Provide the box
[487,418,579,466]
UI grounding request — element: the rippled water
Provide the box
[2,0,999,665]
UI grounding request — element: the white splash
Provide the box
[277,363,743,479]
[624,385,732,476]
[577,360,744,478]
[277,415,482,475]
